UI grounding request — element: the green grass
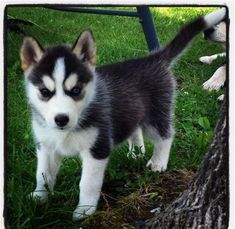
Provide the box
[7,6,224,229]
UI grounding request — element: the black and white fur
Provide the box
[20,9,226,221]
[199,20,227,100]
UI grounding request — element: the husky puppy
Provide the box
[20,9,226,220]
[199,21,227,98]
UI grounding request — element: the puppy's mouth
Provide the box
[52,122,75,131]
[55,126,70,131]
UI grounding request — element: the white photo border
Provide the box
[1,1,234,228]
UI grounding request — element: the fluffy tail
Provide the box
[162,8,226,62]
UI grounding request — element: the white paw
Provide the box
[203,65,226,91]
[203,78,224,91]
[72,205,96,221]
[199,56,214,64]
[217,94,224,101]
[146,159,167,172]
[29,190,48,203]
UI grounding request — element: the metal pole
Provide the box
[137,6,160,51]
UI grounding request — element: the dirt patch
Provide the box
[80,169,196,229]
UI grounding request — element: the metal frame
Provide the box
[47,6,160,51]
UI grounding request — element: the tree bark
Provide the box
[143,101,229,229]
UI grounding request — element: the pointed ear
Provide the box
[20,36,44,72]
[72,29,96,65]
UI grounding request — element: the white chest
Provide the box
[33,121,98,156]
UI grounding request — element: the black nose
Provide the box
[55,114,69,127]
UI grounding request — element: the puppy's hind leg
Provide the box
[145,126,174,172]
[128,127,145,158]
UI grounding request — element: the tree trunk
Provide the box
[143,101,229,229]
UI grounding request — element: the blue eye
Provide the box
[71,87,81,96]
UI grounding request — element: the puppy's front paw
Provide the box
[146,159,167,172]
[29,190,48,203]
[199,56,214,64]
[72,205,96,221]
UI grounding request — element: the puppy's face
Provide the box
[204,21,226,43]
[20,30,97,130]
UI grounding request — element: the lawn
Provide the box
[6,6,224,229]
